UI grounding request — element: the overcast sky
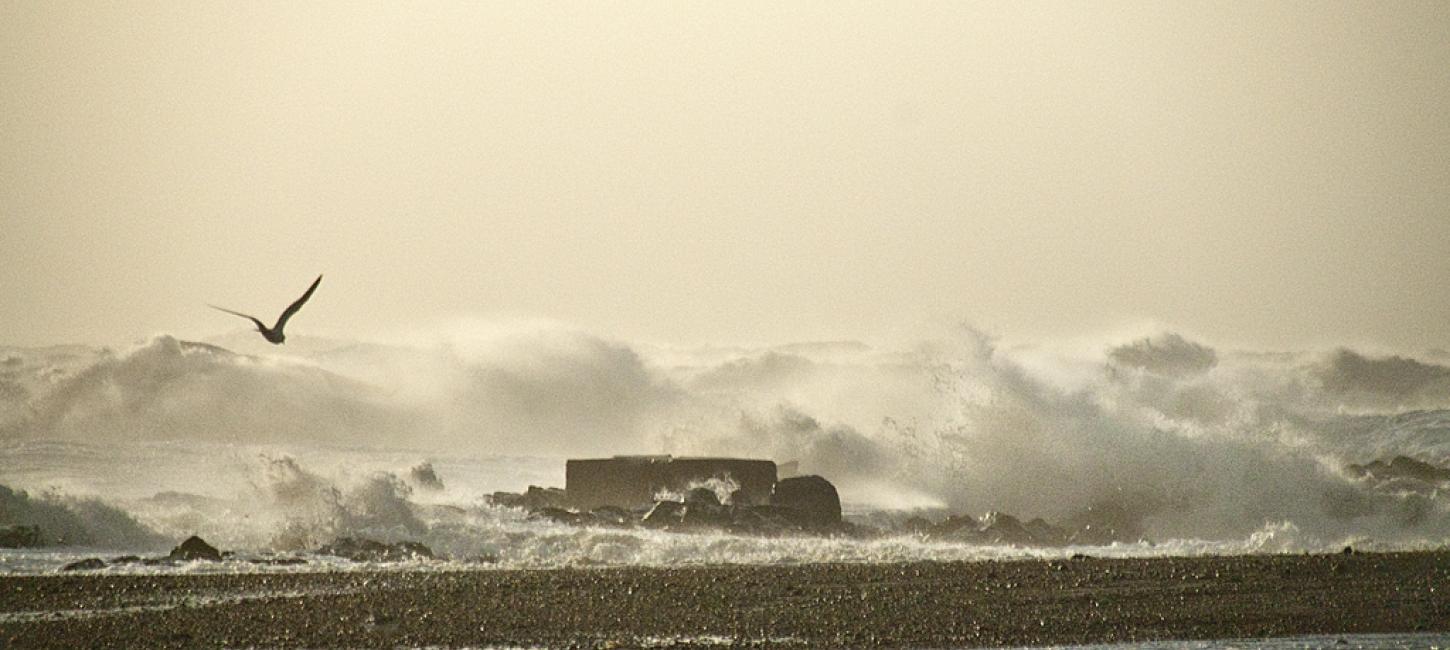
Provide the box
[3,2,1448,351]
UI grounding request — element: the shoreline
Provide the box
[4,550,1449,648]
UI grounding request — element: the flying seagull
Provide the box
[209,275,322,344]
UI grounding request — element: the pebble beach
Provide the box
[3,550,1449,648]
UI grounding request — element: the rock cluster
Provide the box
[57,534,437,571]
[488,486,569,510]
[509,474,851,536]
[61,535,228,571]
[499,473,1150,546]
[901,504,1149,547]
[316,537,435,562]
[914,512,1072,546]
[169,535,223,561]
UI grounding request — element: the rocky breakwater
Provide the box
[57,534,438,571]
[496,473,852,536]
[487,455,1159,546]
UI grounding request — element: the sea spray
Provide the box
[4,324,1450,570]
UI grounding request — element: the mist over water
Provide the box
[4,323,1450,571]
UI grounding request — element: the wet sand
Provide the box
[3,551,1448,648]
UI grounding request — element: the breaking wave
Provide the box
[5,324,1450,572]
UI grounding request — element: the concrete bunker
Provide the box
[565,455,778,511]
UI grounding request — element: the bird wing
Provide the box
[273,274,322,331]
[208,305,268,332]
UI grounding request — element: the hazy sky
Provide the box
[3,2,1448,351]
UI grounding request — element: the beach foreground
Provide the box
[3,551,1448,648]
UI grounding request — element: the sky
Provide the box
[3,2,1448,352]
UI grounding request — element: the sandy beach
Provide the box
[2,550,1448,648]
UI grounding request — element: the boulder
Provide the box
[61,558,106,571]
[770,475,841,527]
[169,535,222,562]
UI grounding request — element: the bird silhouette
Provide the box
[209,275,322,344]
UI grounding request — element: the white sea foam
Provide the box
[4,326,1450,574]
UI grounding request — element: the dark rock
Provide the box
[536,489,563,509]
[736,504,841,535]
[930,512,1022,544]
[0,524,42,548]
[488,491,525,508]
[924,512,1069,547]
[529,505,641,528]
[746,505,809,530]
[491,485,569,510]
[685,487,721,507]
[976,512,1034,545]
[680,503,731,528]
[588,506,634,527]
[530,507,584,526]
[108,555,142,564]
[316,537,434,562]
[642,500,686,528]
[726,488,746,506]
[1024,518,1069,546]
[1343,545,1355,555]
[62,558,105,571]
[1346,456,1450,485]
[169,535,222,562]
[770,475,841,527]
[723,507,771,534]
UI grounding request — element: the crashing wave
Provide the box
[3,325,1450,561]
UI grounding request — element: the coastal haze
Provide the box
[5,3,1450,648]
[2,2,1449,350]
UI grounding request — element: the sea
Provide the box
[4,325,1450,574]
